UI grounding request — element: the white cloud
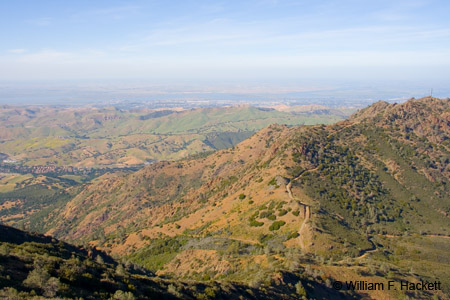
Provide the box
[115,13,450,56]
[7,49,26,54]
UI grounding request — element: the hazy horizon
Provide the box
[1,1,449,105]
[0,78,448,106]
[1,1,450,82]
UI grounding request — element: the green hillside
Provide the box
[1,98,448,299]
[0,105,346,168]
[0,224,353,299]
[0,104,347,235]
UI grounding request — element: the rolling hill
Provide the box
[1,97,449,299]
[0,105,347,168]
[0,104,349,243]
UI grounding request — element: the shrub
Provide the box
[23,267,50,290]
[24,266,60,297]
[168,284,182,297]
[287,232,300,240]
[0,244,10,256]
[259,210,274,218]
[96,255,105,264]
[267,178,279,188]
[0,288,20,298]
[295,281,307,298]
[204,287,216,298]
[278,209,288,216]
[258,234,273,244]
[116,264,126,276]
[250,220,264,227]
[59,258,85,282]
[110,290,135,300]
[43,277,60,297]
[269,221,286,231]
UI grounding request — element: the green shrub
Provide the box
[258,234,273,244]
[287,232,300,240]
[168,284,182,297]
[23,267,50,290]
[23,266,60,297]
[204,287,216,298]
[250,220,264,227]
[269,221,286,231]
[267,178,279,188]
[278,209,287,216]
[295,281,307,297]
[110,290,135,300]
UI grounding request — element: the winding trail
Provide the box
[349,234,450,261]
[355,238,378,260]
[286,172,313,249]
[378,233,450,239]
[286,169,379,257]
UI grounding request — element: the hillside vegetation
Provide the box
[0,224,358,299]
[1,97,449,299]
[17,97,446,299]
[0,105,346,168]
[0,104,347,242]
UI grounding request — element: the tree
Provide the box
[24,266,60,297]
[43,277,60,297]
[23,267,50,290]
[116,264,126,276]
[96,255,105,264]
[295,281,307,298]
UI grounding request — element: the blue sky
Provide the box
[1,0,450,82]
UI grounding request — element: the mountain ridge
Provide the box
[45,97,449,249]
[2,97,449,299]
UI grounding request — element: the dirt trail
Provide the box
[297,206,311,249]
[286,168,378,256]
[355,238,378,259]
[351,233,450,261]
[286,173,313,250]
[379,233,450,239]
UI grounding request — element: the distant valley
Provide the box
[0,104,348,169]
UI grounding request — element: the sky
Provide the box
[1,0,450,84]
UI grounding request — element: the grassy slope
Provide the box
[2,98,449,299]
[32,97,449,299]
[0,105,345,244]
[0,224,350,300]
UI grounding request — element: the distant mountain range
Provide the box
[0,105,348,168]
